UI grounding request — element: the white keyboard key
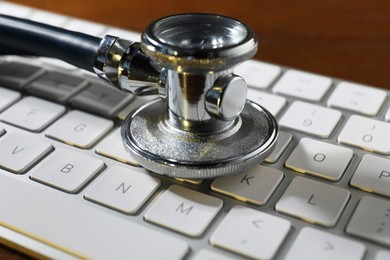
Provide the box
[350,154,390,197]
[210,205,290,260]
[64,19,106,36]
[29,10,69,26]
[117,95,157,121]
[0,61,42,90]
[31,149,104,193]
[284,227,366,260]
[279,101,342,138]
[247,89,286,116]
[46,110,113,149]
[25,71,86,103]
[273,70,332,101]
[0,96,65,132]
[275,176,350,227]
[144,185,223,237]
[264,131,292,163]
[0,131,52,174]
[0,87,21,112]
[286,138,353,181]
[69,81,133,118]
[103,28,141,42]
[193,249,235,260]
[338,115,390,155]
[346,196,390,246]
[95,128,140,166]
[234,60,281,89]
[211,165,283,206]
[85,165,160,214]
[385,106,390,122]
[328,81,387,116]
[0,2,32,17]
[175,178,203,185]
[376,250,390,260]
[0,170,189,259]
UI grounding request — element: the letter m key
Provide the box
[175,203,194,216]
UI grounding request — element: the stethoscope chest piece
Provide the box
[121,13,278,178]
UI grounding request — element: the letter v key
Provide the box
[0,132,52,174]
[12,146,25,154]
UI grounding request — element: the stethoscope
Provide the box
[0,13,278,179]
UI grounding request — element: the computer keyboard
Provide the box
[0,1,389,259]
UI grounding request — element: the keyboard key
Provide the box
[328,81,387,116]
[284,227,366,260]
[144,185,223,237]
[234,60,281,89]
[247,89,286,116]
[275,176,350,227]
[69,81,133,118]
[39,58,79,71]
[264,131,292,163]
[64,19,106,36]
[31,149,104,193]
[376,250,390,260]
[0,62,42,89]
[338,115,390,155]
[279,101,342,138]
[193,249,235,260]
[211,165,283,206]
[0,170,189,259]
[350,154,390,197]
[210,205,291,260]
[273,70,332,101]
[117,95,157,121]
[285,138,353,181]
[29,10,68,26]
[0,96,65,132]
[175,178,203,185]
[346,196,390,246]
[85,165,160,214]
[385,106,390,122]
[0,2,32,17]
[95,128,140,166]
[103,28,141,42]
[46,110,113,149]
[0,87,21,112]
[25,71,86,103]
[0,131,52,174]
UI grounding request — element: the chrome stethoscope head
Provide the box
[116,14,278,178]
[0,13,278,179]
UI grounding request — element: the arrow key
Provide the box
[285,227,365,260]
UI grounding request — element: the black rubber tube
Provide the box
[0,14,101,72]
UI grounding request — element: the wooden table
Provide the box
[1,0,390,258]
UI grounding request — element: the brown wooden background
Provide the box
[6,0,390,91]
[0,0,390,258]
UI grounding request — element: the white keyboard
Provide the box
[0,2,389,260]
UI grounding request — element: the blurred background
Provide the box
[6,0,390,90]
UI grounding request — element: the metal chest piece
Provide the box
[121,14,278,178]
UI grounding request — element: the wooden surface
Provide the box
[8,0,390,90]
[1,0,390,258]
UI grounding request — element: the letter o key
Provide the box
[314,153,326,162]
